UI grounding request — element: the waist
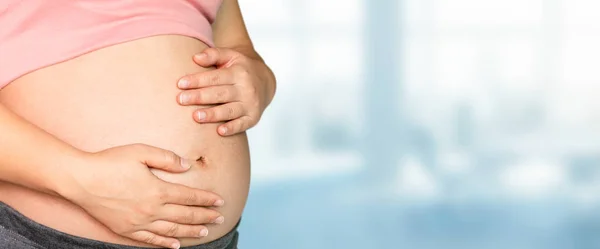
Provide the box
[0,35,251,247]
[0,201,239,249]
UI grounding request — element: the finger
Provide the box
[178,68,235,89]
[130,230,181,249]
[163,183,225,207]
[158,204,223,225]
[194,102,245,123]
[218,115,255,136]
[192,47,242,68]
[178,85,239,105]
[133,144,192,172]
[146,220,210,238]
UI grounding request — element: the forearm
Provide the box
[211,0,276,106]
[0,103,84,197]
[212,0,260,61]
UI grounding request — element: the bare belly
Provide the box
[0,35,251,247]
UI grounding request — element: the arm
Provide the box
[0,103,83,196]
[212,0,263,62]
[177,0,277,135]
[0,103,223,249]
[212,0,276,103]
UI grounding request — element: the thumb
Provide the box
[193,47,240,68]
[136,145,191,173]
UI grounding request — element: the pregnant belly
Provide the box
[0,35,250,247]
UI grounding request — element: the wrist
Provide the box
[47,149,93,200]
[229,45,263,62]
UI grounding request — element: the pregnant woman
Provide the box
[0,1,276,249]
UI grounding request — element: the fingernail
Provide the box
[171,242,180,249]
[178,79,189,88]
[180,158,191,169]
[197,111,206,121]
[214,199,225,207]
[219,126,228,135]
[214,216,225,224]
[179,94,189,104]
[195,53,207,60]
[199,228,209,237]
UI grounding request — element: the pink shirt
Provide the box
[0,0,223,88]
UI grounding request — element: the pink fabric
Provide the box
[0,0,223,88]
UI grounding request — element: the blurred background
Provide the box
[238,0,600,248]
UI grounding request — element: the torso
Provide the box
[0,35,251,247]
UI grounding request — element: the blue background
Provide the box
[237,0,600,248]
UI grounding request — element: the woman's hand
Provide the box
[63,144,225,249]
[177,47,276,136]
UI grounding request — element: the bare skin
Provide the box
[178,0,276,136]
[0,1,275,248]
[0,35,251,247]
